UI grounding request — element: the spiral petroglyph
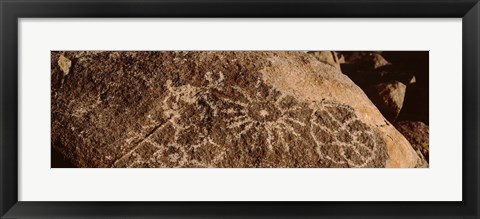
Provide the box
[310,103,386,167]
[112,71,388,168]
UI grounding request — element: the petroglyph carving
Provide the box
[113,71,387,168]
[310,103,386,167]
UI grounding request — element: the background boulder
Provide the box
[366,81,407,122]
[338,51,428,125]
[395,121,429,164]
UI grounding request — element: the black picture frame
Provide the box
[1,0,479,218]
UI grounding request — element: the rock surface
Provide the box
[370,53,391,69]
[340,52,390,70]
[395,121,429,165]
[51,51,420,168]
[372,51,429,124]
[57,54,72,76]
[338,52,428,124]
[367,81,407,122]
[307,51,341,70]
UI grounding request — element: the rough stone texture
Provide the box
[307,51,340,70]
[51,51,419,168]
[370,53,391,69]
[375,67,417,86]
[395,121,429,166]
[367,81,407,122]
[57,54,72,76]
[339,52,390,70]
[381,51,429,124]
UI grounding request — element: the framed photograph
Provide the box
[1,0,479,218]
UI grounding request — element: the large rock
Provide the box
[375,67,417,86]
[339,53,397,89]
[370,53,391,69]
[51,51,419,168]
[395,121,429,164]
[367,81,407,122]
[382,52,429,124]
[340,52,390,70]
[307,51,341,70]
[382,51,429,85]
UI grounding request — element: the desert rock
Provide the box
[51,51,419,168]
[370,53,391,69]
[367,81,406,122]
[395,121,429,163]
[307,51,341,69]
[340,52,390,70]
[57,54,71,76]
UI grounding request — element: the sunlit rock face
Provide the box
[51,51,419,168]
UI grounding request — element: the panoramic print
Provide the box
[51,51,428,168]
